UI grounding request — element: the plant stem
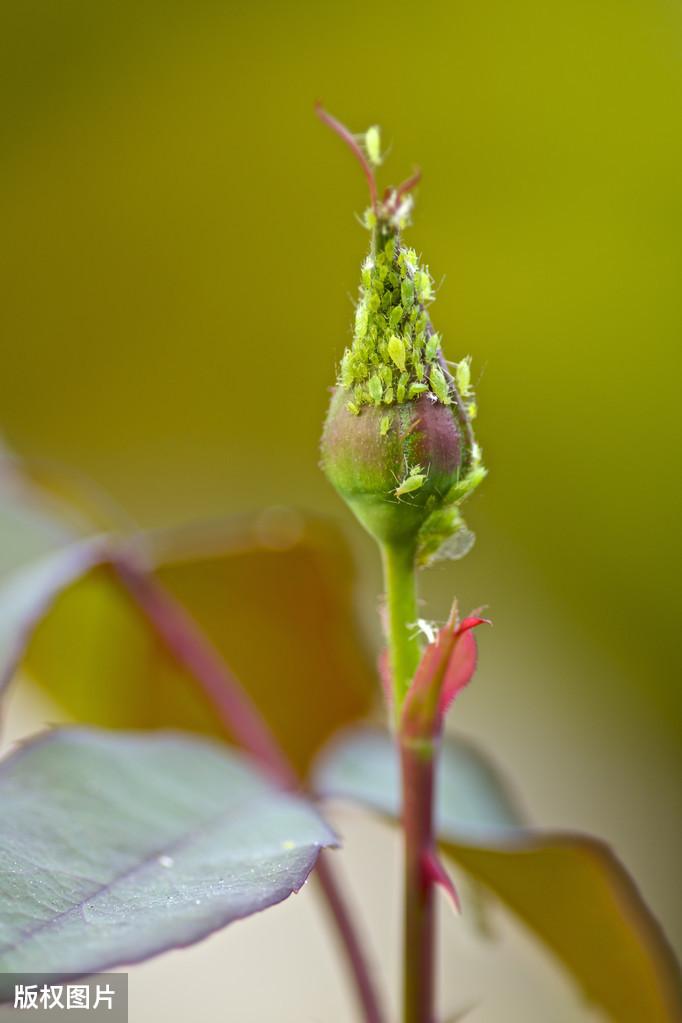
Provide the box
[381,540,422,712]
[400,740,436,1023]
[315,854,385,1023]
[114,553,386,1023]
[380,540,436,1023]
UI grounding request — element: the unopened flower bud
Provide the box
[317,107,485,557]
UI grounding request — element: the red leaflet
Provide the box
[401,604,489,740]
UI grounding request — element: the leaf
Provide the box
[0,494,375,771]
[153,518,376,770]
[0,727,336,997]
[0,470,76,576]
[0,541,107,697]
[314,727,682,1023]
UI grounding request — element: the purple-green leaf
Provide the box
[0,470,375,771]
[0,728,336,999]
[313,727,681,1023]
[0,540,107,698]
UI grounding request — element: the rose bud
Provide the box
[318,108,485,556]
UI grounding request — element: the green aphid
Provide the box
[456,356,472,397]
[397,372,409,403]
[340,351,354,389]
[401,278,415,308]
[380,415,391,437]
[368,374,383,404]
[414,359,425,382]
[354,302,368,340]
[362,208,376,230]
[368,291,381,313]
[387,335,406,373]
[383,385,394,404]
[394,463,427,500]
[414,270,434,304]
[365,125,382,167]
[408,382,429,398]
[354,356,369,381]
[383,237,395,260]
[389,305,403,330]
[346,400,360,416]
[424,335,440,362]
[467,401,478,420]
[430,364,451,404]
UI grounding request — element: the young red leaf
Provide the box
[401,604,489,740]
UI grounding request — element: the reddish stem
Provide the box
[394,168,422,203]
[316,103,378,213]
[114,557,296,786]
[113,554,386,1023]
[315,854,385,1023]
[400,739,437,1023]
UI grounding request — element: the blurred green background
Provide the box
[1,0,680,1016]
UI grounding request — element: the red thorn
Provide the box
[422,848,460,912]
[315,102,378,213]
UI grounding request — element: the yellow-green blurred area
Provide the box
[1,0,680,1017]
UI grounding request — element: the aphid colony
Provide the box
[338,235,476,429]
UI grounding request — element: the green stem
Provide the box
[380,539,436,1023]
[381,540,422,714]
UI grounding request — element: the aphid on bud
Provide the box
[394,463,428,500]
[340,351,354,389]
[456,356,472,398]
[424,334,440,362]
[430,364,451,404]
[380,415,391,437]
[389,305,403,330]
[380,364,393,387]
[397,372,409,403]
[401,278,415,308]
[414,270,434,304]
[364,125,382,166]
[388,335,406,373]
[346,400,360,416]
[408,382,428,398]
[368,374,383,404]
[354,311,369,341]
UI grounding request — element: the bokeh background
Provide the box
[1,1,680,1019]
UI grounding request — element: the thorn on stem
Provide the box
[422,848,461,912]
